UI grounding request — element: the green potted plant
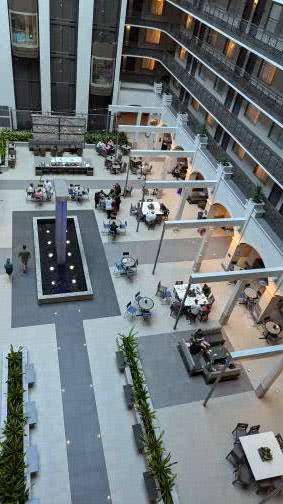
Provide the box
[252,185,264,204]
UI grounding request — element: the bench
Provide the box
[27,446,39,474]
[25,363,36,386]
[132,423,144,453]
[25,401,38,427]
[143,471,159,503]
[116,350,126,372]
[123,384,134,409]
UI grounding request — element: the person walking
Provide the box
[18,245,31,273]
[4,258,13,278]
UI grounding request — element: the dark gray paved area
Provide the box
[12,210,120,328]
[138,331,253,409]
[104,236,231,265]
[56,316,110,504]
[12,209,119,503]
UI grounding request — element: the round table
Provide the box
[265,321,281,335]
[121,256,136,268]
[138,297,154,311]
[244,287,258,300]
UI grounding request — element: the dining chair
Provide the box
[175,281,183,285]
[124,301,137,320]
[258,478,283,503]
[135,291,142,304]
[247,425,260,435]
[232,423,248,443]
[123,251,129,256]
[155,281,167,297]
[276,433,283,451]
[232,464,254,489]
[226,444,245,468]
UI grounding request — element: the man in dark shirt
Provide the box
[18,244,31,273]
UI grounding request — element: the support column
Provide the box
[175,134,200,219]
[0,0,16,113]
[219,280,245,325]
[55,181,68,265]
[134,111,142,146]
[76,0,94,115]
[193,228,213,272]
[256,357,283,398]
[161,93,172,122]
[112,0,128,105]
[38,0,51,113]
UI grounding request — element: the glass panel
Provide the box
[265,3,282,33]
[214,77,227,96]
[91,57,114,88]
[268,184,282,207]
[225,40,236,59]
[185,15,194,30]
[178,47,187,61]
[232,142,246,159]
[145,29,161,44]
[253,165,269,185]
[258,62,277,85]
[269,123,283,149]
[10,11,38,47]
[245,104,261,124]
[151,0,164,16]
[142,58,155,70]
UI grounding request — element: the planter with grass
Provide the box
[118,329,178,504]
[0,346,39,503]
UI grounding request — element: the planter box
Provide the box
[132,423,144,453]
[116,350,126,372]
[123,384,134,409]
[143,471,159,503]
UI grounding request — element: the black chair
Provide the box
[232,423,248,443]
[175,281,183,285]
[226,444,245,468]
[276,433,283,451]
[170,301,183,319]
[247,425,260,435]
[135,291,142,304]
[123,251,129,257]
[232,464,254,489]
[156,281,167,297]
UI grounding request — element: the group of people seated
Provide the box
[171,283,213,323]
[68,184,89,201]
[172,162,187,180]
[94,183,122,218]
[26,179,53,201]
[96,139,115,156]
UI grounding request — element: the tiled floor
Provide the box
[0,145,282,504]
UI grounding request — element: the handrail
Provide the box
[127,16,283,125]
[123,44,283,185]
[168,0,283,66]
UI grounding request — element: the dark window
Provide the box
[214,77,227,96]
[269,123,283,149]
[268,184,282,207]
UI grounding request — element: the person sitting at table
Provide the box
[202,283,211,297]
[188,300,200,323]
[44,179,53,200]
[27,183,35,198]
[105,197,113,219]
[145,211,157,227]
[113,183,121,196]
[109,221,118,236]
[113,194,121,213]
[97,140,107,155]
[34,187,44,201]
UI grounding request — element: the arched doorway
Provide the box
[231,242,265,270]
[208,202,233,236]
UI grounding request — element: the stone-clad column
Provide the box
[54,180,68,265]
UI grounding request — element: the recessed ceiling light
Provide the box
[72,279,76,284]
[48,253,53,258]
[46,229,50,234]
[47,241,52,245]
[66,240,70,245]
[50,266,55,271]
[51,280,56,286]
[67,252,72,257]
[69,265,75,270]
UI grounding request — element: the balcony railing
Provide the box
[127,16,283,125]
[123,44,283,185]
[168,0,283,65]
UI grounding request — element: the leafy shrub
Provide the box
[119,329,176,503]
[0,129,32,164]
[85,130,129,145]
[0,346,28,503]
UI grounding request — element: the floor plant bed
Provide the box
[118,329,178,504]
[0,346,29,503]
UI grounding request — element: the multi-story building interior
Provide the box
[0,1,283,503]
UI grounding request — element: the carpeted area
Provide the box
[138,331,253,409]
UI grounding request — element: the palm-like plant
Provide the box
[120,330,177,503]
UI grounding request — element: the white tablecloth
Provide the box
[240,432,283,481]
[142,202,163,216]
[174,283,209,307]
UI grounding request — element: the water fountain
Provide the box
[33,180,93,303]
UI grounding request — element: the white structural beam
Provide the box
[109,104,161,114]
[38,0,51,112]
[76,0,94,115]
[165,217,246,229]
[190,267,283,284]
[145,179,217,189]
[118,124,178,134]
[130,149,195,157]
[112,0,128,105]
[0,0,15,110]
[256,356,283,398]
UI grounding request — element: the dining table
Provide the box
[121,256,136,269]
[142,201,163,216]
[174,283,209,307]
[244,287,258,300]
[265,321,281,335]
[138,297,154,311]
[240,432,283,481]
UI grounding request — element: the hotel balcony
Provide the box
[167,1,283,68]
[122,44,283,186]
[9,10,38,58]
[126,16,283,126]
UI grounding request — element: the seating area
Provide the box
[170,282,215,323]
[124,291,154,321]
[29,140,83,157]
[130,198,170,229]
[102,218,127,238]
[114,251,138,278]
[179,328,241,384]
[95,183,122,218]
[226,424,283,501]
[35,156,93,176]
